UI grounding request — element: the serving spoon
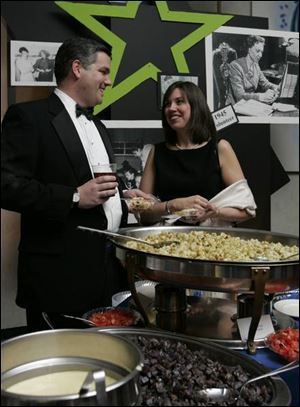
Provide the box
[77,226,179,248]
[198,360,298,402]
[61,314,98,326]
[251,252,299,262]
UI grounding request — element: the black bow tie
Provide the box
[75,104,94,120]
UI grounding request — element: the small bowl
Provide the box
[274,299,299,319]
[135,280,157,299]
[82,307,142,327]
[174,208,198,218]
[265,328,299,362]
[111,291,131,307]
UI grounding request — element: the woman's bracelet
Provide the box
[165,201,171,215]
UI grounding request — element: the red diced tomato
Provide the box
[267,328,299,362]
[89,309,135,327]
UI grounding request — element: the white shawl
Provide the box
[200,179,257,227]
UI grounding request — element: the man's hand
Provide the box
[77,175,118,209]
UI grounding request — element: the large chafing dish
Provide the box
[111,226,298,353]
[95,327,292,406]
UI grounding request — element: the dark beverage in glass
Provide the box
[92,163,117,178]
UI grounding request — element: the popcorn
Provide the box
[125,231,299,261]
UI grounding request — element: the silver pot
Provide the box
[95,327,292,406]
[1,329,143,406]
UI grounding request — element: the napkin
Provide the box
[200,179,257,227]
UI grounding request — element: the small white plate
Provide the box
[274,299,299,318]
[135,280,157,298]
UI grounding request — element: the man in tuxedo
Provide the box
[1,37,148,331]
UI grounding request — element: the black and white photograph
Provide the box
[107,126,164,189]
[10,40,61,86]
[158,73,199,108]
[105,125,164,223]
[205,26,299,124]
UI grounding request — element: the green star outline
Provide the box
[55,1,233,113]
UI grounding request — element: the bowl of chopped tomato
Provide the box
[82,307,142,327]
[265,327,299,362]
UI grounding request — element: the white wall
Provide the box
[1,210,26,328]
[270,124,299,235]
[1,18,26,329]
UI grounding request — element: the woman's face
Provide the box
[164,88,191,132]
[248,42,264,63]
[21,50,29,59]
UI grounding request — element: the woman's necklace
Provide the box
[175,143,202,150]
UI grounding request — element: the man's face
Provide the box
[248,42,264,64]
[78,51,112,107]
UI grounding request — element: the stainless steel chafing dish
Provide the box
[113,226,298,291]
[110,226,298,353]
[94,327,292,406]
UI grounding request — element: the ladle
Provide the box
[77,226,179,248]
[79,370,108,405]
[198,360,298,402]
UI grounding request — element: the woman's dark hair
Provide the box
[19,47,29,53]
[54,37,112,85]
[246,35,265,50]
[162,81,216,145]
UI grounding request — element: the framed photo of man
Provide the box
[102,122,164,224]
[158,73,199,109]
[10,40,61,86]
[205,26,299,124]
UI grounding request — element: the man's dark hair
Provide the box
[54,37,112,85]
[162,81,216,145]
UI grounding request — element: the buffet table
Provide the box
[239,347,299,406]
[240,289,299,407]
[119,284,299,406]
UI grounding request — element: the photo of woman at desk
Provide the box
[226,35,280,106]
[209,31,299,120]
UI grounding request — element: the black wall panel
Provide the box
[2,1,284,230]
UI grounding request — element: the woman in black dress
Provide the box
[139,81,256,226]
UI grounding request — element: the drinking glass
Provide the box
[92,163,117,178]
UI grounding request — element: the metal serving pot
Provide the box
[1,329,143,406]
[95,327,292,406]
[106,226,298,353]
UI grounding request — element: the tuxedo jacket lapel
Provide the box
[48,94,124,223]
[49,94,92,184]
